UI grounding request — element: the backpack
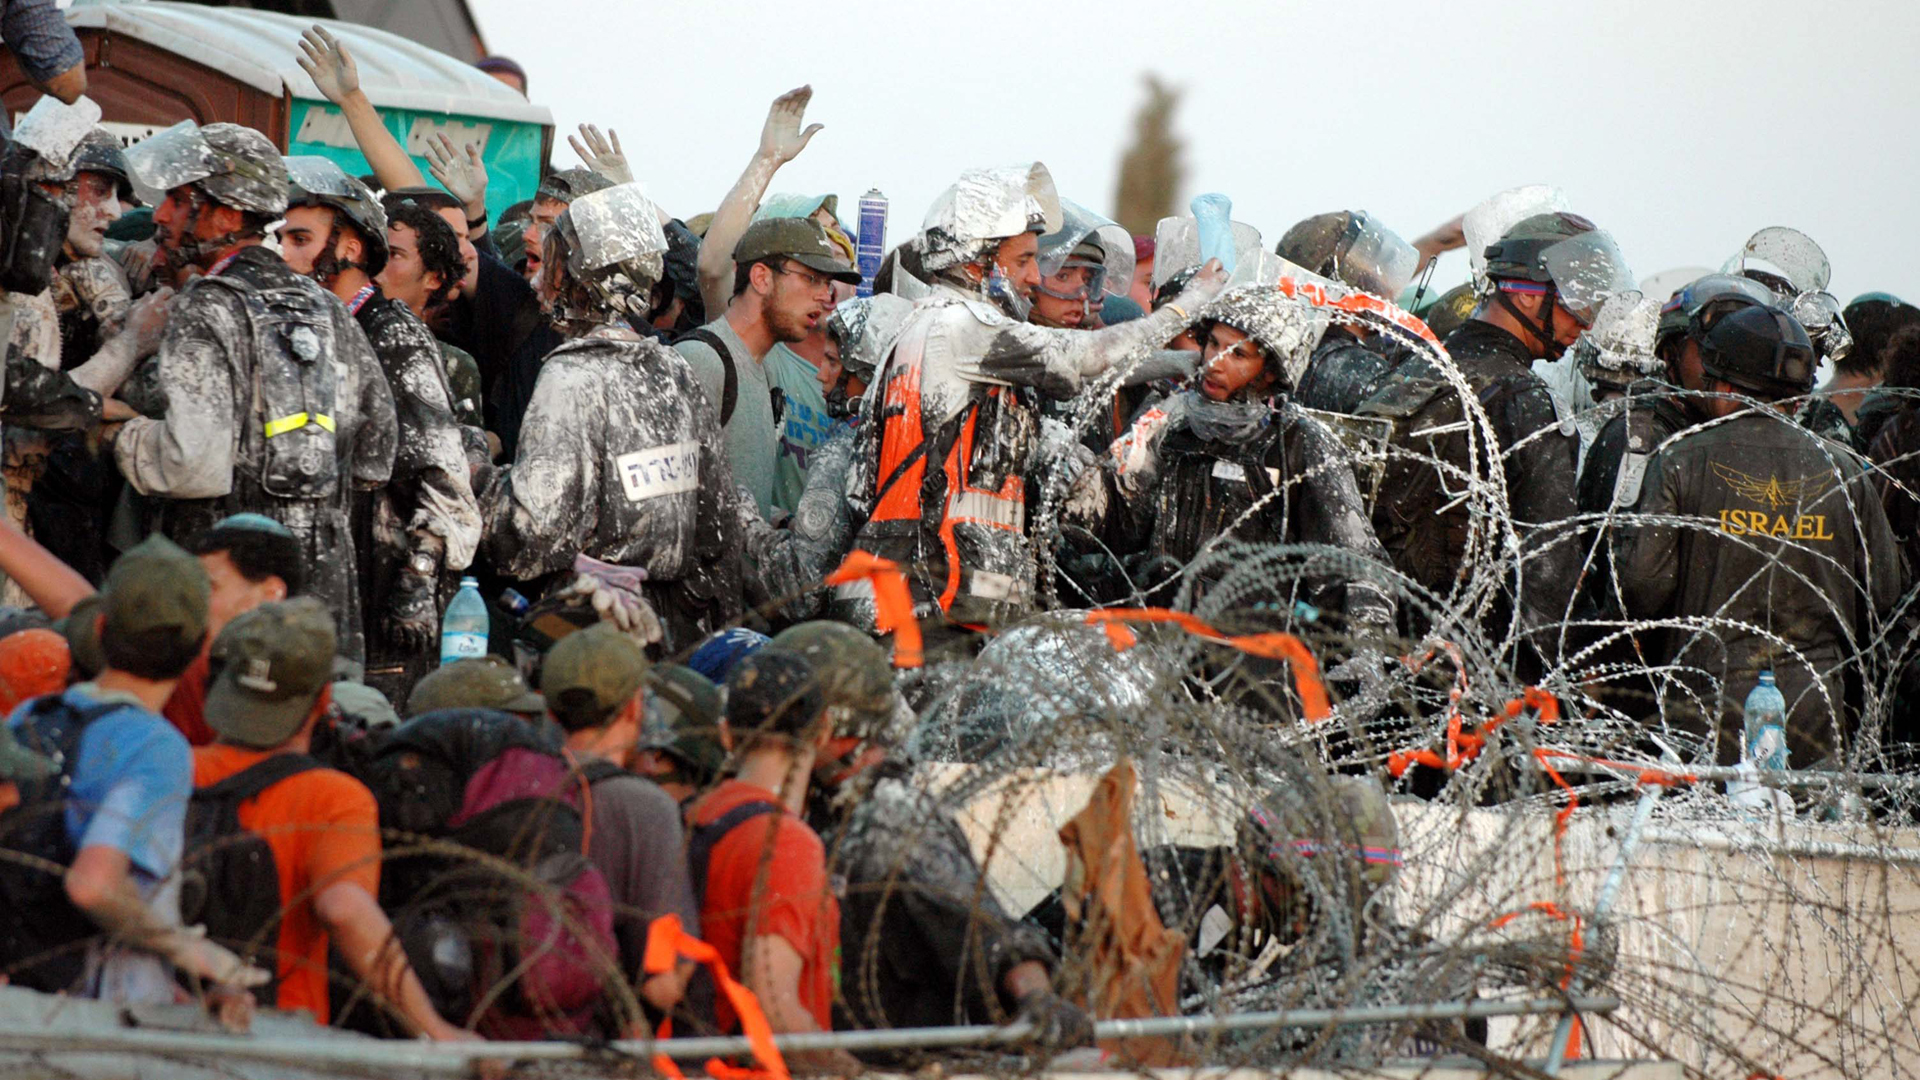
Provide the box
[686,799,783,907]
[1355,373,1525,597]
[358,709,617,1038]
[177,753,322,1001]
[0,695,122,992]
[674,328,739,428]
[197,270,344,500]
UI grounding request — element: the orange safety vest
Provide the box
[865,346,1028,618]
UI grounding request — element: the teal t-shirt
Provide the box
[765,344,842,518]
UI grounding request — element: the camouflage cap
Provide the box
[380,185,463,216]
[640,663,726,783]
[732,217,860,284]
[330,680,400,731]
[102,536,209,653]
[205,598,337,749]
[196,123,289,217]
[543,623,649,730]
[768,621,901,746]
[538,167,613,204]
[407,655,544,718]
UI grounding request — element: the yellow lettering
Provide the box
[1748,511,1768,534]
[1770,514,1791,538]
[1814,515,1832,541]
[1718,509,1733,533]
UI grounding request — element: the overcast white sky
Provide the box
[468,0,1920,302]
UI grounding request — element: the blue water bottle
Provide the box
[1729,671,1792,815]
[439,576,489,665]
[856,189,887,297]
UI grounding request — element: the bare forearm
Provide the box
[0,517,93,617]
[340,92,425,190]
[697,152,781,318]
[321,885,454,1038]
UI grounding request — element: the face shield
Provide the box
[10,95,101,181]
[1791,289,1853,364]
[1571,289,1662,387]
[1037,199,1133,301]
[1723,226,1831,298]
[559,182,668,282]
[1464,184,1568,291]
[1541,228,1633,327]
[123,120,220,209]
[919,162,1061,273]
[283,155,357,203]
[1332,212,1420,299]
[1151,215,1279,291]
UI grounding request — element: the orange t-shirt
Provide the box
[192,745,382,1022]
[164,651,214,747]
[688,780,839,1032]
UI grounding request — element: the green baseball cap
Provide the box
[330,680,400,731]
[406,655,545,718]
[0,720,57,781]
[543,624,649,730]
[102,536,209,650]
[732,217,860,284]
[640,664,726,782]
[204,598,336,749]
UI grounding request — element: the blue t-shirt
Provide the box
[8,685,192,880]
[765,343,843,518]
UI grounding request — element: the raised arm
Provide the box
[295,26,426,191]
[696,86,823,319]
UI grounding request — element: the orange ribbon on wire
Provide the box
[825,550,923,668]
[1083,607,1330,723]
[643,914,790,1080]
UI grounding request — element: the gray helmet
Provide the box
[1198,284,1325,394]
[538,167,614,205]
[547,181,668,329]
[1655,273,1773,356]
[1570,290,1662,391]
[1788,289,1853,366]
[1276,210,1419,299]
[284,156,389,276]
[124,120,288,217]
[825,293,915,382]
[72,129,132,201]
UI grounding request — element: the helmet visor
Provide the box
[283,155,356,201]
[1792,289,1852,363]
[1542,228,1633,326]
[564,182,668,274]
[1335,213,1420,299]
[1038,200,1134,295]
[123,121,219,208]
[1725,226,1831,296]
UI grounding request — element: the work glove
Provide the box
[1016,989,1095,1051]
[385,569,439,654]
[555,553,663,645]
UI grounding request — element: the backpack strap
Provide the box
[14,695,131,766]
[577,759,629,786]
[687,799,783,907]
[676,329,738,428]
[197,753,324,804]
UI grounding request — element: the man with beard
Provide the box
[675,217,859,522]
[278,158,479,699]
[110,121,396,664]
[477,182,741,652]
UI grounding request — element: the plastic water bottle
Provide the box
[1728,671,1793,816]
[855,189,887,298]
[439,576,488,665]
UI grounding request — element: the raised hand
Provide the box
[567,123,633,185]
[758,85,823,166]
[295,25,360,105]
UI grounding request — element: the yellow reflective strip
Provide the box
[263,413,335,437]
[263,413,308,438]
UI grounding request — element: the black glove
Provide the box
[385,570,439,653]
[1016,990,1095,1051]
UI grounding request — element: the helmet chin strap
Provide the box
[166,188,261,272]
[1494,285,1562,359]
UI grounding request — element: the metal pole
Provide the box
[1532,757,1920,794]
[1542,782,1662,1076]
[0,995,1621,1069]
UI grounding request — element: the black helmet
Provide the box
[1481,212,1631,325]
[283,156,390,276]
[72,129,132,201]
[1655,273,1773,355]
[1694,304,1815,398]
